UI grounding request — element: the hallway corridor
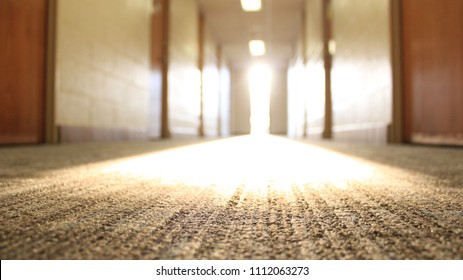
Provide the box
[1,136,462,259]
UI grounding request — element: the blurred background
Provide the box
[1,0,462,146]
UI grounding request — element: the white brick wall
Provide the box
[168,0,201,136]
[55,0,152,131]
[331,0,392,129]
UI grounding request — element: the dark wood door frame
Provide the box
[322,0,333,139]
[161,0,170,138]
[389,0,404,144]
[159,0,170,138]
[151,0,170,139]
[198,12,205,137]
[45,0,58,143]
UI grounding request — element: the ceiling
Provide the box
[197,0,305,69]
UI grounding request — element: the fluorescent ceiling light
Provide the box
[249,40,266,56]
[241,0,262,12]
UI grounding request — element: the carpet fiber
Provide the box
[1,136,462,259]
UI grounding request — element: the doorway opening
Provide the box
[249,64,272,135]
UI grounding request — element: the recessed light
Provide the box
[241,0,262,12]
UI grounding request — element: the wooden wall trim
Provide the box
[322,0,333,139]
[45,0,58,143]
[389,0,403,144]
[301,8,308,138]
[198,12,205,137]
[161,0,170,138]
[333,123,389,144]
[411,134,463,146]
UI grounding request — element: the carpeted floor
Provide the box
[0,136,462,259]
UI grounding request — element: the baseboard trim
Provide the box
[411,133,463,146]
[58,126,148,143]
[333,123,389,144]
[307,126,324,139]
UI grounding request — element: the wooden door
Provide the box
[0,0,47,144]
[402,0,463,145]
[149,0,169,139]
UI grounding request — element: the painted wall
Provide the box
[288,0,325,138]
[330,0,392,142]
[230,68,251,135]
[290,0,392,142]
[168,0,201,136]
[219,62,231,137]
[287,58,306,137]
[202,25,220,137]
[270,68,288,135]
[287,24,305,138]
[55,0,152,135]
[304,0,325,138]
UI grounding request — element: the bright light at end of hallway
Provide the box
[249,64,272,135]
[249,40,266,56]
[100,136,376,192]
[241,0,262,12]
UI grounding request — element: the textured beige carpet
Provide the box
[0,136,462,259]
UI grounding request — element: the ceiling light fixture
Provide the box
[241,0,262,12]
[249,40,266,56]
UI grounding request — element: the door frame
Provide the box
[389,0,404,143]
[45,0,58,143]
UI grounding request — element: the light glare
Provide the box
[249,64,272,135]
[249,40,266,56]
[241,0,262,12]
[100,136,376,190]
